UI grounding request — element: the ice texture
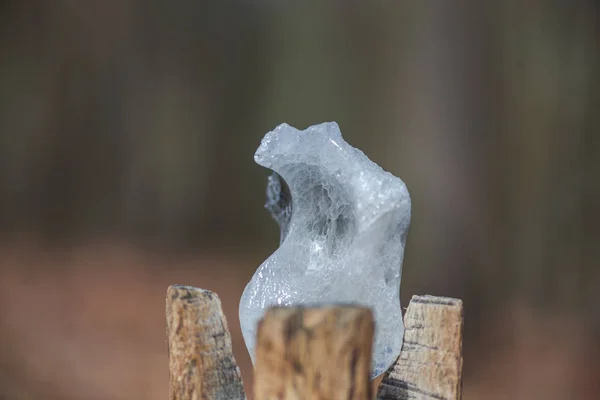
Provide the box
[239,122,411,377]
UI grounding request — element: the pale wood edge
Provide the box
[166,284,246,400]
[376,294,464,400]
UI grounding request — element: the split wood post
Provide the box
[377,295,464,400]
[166,285,245,400]
[253,306,374,400]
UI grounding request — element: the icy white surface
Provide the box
[239,122,411,377]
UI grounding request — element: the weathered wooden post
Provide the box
[166,285,245,400]
[377,295,464,400]
[253,306,374,400]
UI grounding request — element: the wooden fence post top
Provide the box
[164,288,463,400]
[254,305,374,400]
[377,295,464,400]
[166,284,245,400]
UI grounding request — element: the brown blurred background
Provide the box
[0,1,599,399]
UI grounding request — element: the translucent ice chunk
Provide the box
[239,122,411,377]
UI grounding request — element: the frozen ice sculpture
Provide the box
[239,122,411,377]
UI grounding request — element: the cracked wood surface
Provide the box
[254,306,374,400]
[166,285,245,400]
[376,295,463,400]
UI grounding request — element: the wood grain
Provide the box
[376,295,463,400]
[254,306,374,400]
[166,284,245,400]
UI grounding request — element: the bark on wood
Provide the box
[254,306,374,400]
[377,295,463,400]
[166,284,245,400]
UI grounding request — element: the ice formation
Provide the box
[239,122,411,377]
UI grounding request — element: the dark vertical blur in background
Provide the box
[0,1,598,399]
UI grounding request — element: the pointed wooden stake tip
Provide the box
[166,285,246,400]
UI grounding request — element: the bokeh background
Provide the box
[0,1,599,399]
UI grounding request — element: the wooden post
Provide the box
[254,306,374,400]
[166,285,245,400]
[377,295,464,400]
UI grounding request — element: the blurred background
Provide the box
[0,1,599,399]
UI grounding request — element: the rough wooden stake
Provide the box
[254,306,374,400]
[166,285,245,400]
[377,295,463,400]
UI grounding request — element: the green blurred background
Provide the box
[0,1,598,399]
